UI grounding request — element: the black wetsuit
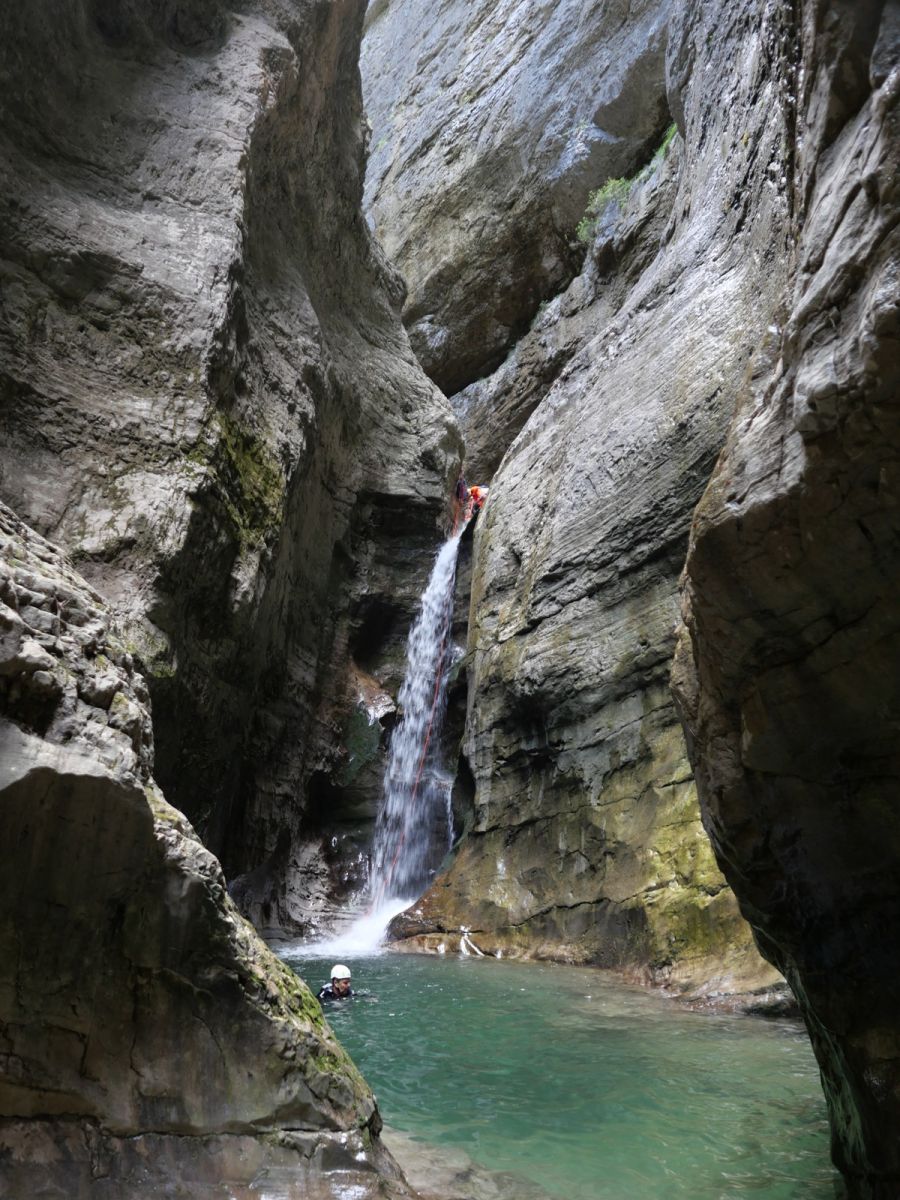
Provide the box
[317,984,354,1003]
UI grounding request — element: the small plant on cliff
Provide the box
[653,121,678,161]
[576,177,631,242]
[575,123,678,244]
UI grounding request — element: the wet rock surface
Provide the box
[674,1,900,1193]
[0,501,412,1197]
[0,1122,414,1200]
[383,1127,556,1200]
[0,0,461,937]
[361,0,672,394]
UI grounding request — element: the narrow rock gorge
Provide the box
[0,0,453,1194]
[1,0,898,1196]
[0,0,460,941]
[367,0,788,1003]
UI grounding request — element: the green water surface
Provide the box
[285,952,839,1200]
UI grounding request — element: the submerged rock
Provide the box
[0,1122,412,1200]
[0,501,413,1196]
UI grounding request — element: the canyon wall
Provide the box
[361,0,673,395]
[0,0,464,1191]
[369,0,786,1002]
[0,0,460,938]
[674,2,900,1193]
[367,0,900,1189]
[0,502,411,1198]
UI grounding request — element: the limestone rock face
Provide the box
[390,0,816,1003]
[0,503,412,1198]
[673,2,900,1192]
[454,136,683,484]
[361,0,673,394]
[0,0,461,935]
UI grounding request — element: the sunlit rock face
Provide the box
[0,502,413,1198]
[0,0,460,936]
[388,0,804,1003]
[673,2,900,1194]
[361,0,673,396]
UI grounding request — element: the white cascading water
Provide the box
[370,533,462,907]
[312,530,464,956]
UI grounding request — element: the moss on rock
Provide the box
[188,410,286,551]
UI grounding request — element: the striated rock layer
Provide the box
[361,0,673,394]
[0,0,461,937]
[673,1,900,1194]
[391,0,805,1003]
[0,502,412,1198]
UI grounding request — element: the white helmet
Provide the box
[330,964,351,980]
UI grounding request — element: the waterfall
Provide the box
[369,532,462,910]
[310,529,464,955]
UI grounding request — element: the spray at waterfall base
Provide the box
[310,519,480,953]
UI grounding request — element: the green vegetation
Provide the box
[656,121,678,158]
[122,622,177,681]
[270,959,328,1029]
[310,1050,350,1076]
[215,411,284,546]
[575,123,678,244]
[189,410,285,549]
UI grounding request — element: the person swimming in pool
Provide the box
[317,963,354,1003]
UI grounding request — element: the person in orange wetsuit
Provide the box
[468,485,488,520]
